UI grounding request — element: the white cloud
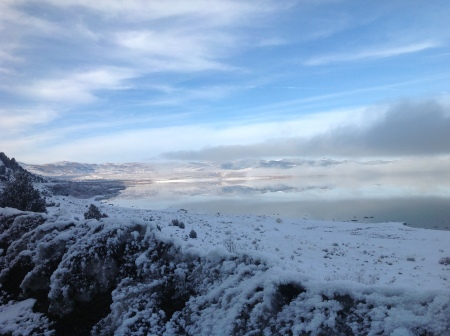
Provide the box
[16,67,135,104]
[38,0,269,24]
[304,41,439,66]
[13,106,370,163]
[0,0,283,106]
[114,29,235,73]
[163,99,450,161]
[0,108,58,137]
[0,47,21,64]
[141,84,241,107]
[17,126,216,163]
[2,0,450,165]
[0,1,59,42]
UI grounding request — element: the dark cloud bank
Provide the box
[164,100,450,161]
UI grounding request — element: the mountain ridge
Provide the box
[22,158,395,178]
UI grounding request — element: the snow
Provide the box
[0,299,52,336]
[1,191,450,335]
[94,195,450,291]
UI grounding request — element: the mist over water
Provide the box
[109,168,450,230]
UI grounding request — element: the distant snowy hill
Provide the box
[22,161,155,179]
[22,158,394,182]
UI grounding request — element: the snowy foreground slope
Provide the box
[1,194,449,335]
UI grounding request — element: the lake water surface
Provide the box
[108,172,450,230]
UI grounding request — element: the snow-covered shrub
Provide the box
[324,270,379,285]
[0,172,46,212]
[0,214,87,304]
[439,256,450,265]
[0,211,46,252]
[83,204,107,220]
[224,236,239,253]
[189,229,197,239]
[92,279,167,335]
[0,212,48,300]
[20,221,88,299]
[47,219,148,316]
[171,219,185,229]
[0,152,31,184]
[93,238,196,335]
[0,209,153,333]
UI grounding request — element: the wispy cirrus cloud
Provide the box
[2,0,450,164]
[113,29,237,73]
[14,67,135,104]
[40,0,268,24]
[304,41,439,66]
[0,108,58,137]
[1,0,282,107]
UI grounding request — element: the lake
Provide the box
[108,170,450,230]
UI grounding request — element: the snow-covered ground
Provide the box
[1,191,449,335]
[55,194,450,291]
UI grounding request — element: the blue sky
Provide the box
[1,0,450,163]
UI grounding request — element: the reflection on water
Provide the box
[109,171,450,230]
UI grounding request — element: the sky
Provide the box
[1,0,450,164]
